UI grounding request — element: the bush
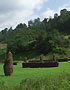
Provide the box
[53,47,66,54]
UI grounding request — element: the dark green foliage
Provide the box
[0,9,70,56]
[16,23,27,29]
[4,51,13,76]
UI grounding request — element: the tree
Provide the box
[33,18,41,26]
[54,13,58,19]
[60,9,68,16]
[1,28,8,35]
[47,30,65,54]
[16,23,27,29]
[28,20,33,27]
[42,18,48,24]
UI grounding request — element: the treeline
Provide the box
[0,9,70,55]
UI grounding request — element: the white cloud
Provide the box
[58,4,70,15]
[41,9,56,19]
[41,3,70,21]
[0,0,70,30]
[0,0,48,30]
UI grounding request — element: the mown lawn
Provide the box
[0,62,70,88]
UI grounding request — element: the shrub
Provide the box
[53,47,66,54]
[3,51,13,76]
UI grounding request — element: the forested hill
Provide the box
[0,9,70,55]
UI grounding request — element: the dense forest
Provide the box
[0,9,70,56]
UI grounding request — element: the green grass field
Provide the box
[0,44,70,89]
[0,62,70,90]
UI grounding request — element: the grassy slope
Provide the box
[0,62,70,87]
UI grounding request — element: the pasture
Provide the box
[0,62,70,90]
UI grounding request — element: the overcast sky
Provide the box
[0,0,70,30]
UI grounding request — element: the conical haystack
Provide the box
[4,51,13,76]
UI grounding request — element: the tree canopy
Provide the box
[0,9,70,55]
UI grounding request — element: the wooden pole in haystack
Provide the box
[40,54,44,62]
[24,57,27,63]
[53,54,56,61]
[4,51,13,76]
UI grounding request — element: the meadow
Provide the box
[0,62,70,90]
[0,44,70,90]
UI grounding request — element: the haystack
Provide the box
[4,51,13,76]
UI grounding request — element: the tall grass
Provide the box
[0,74,70,90]
[0,62,70,90]
[18,74,70,90]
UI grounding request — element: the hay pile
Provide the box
[4,51,13,76]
